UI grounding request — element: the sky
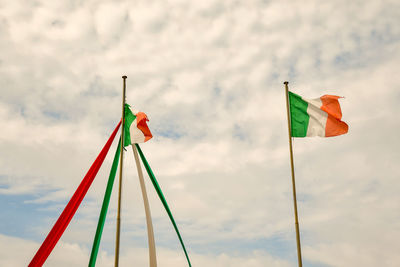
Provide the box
[0,0,399,266]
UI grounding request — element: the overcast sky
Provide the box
[0,0,399,266]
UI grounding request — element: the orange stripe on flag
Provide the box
[325,115,348,137]
[320,95,343,119]
[320,95,348,137]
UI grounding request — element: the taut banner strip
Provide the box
[132,144,157,267]
[29,121,121,267]
[135,144,192,267]
[88,138,121,267]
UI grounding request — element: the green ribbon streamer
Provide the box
[135,144,192,267]
[88,138,121,267]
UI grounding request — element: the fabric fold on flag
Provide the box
[29,121,121,267]
[88,138,121,267]
[289,91,348,137]
[132,145,157,267]
[124,104,152,146]
[135,144,192,267]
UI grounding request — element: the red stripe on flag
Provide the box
[136,112,153,142]
[29,121,121,267]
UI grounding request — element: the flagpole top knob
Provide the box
[122,76,127,79]
[284,81,289,85]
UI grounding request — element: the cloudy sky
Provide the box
[0,0,399,266]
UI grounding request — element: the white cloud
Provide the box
[0,233,291,266]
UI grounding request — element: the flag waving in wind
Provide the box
[288,91,348,137]
[123,103,192,266]
[284,83,349,267]
[124,104,153,145]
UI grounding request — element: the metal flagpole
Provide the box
[115,76,127,267]
[284,81,303,267]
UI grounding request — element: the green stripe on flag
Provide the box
[135,144,192,267]
[124,104,136,147]
[88,138,121,267]
[289,91,310,137]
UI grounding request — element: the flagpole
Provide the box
[115,76,127,267]
[284,81,303,267]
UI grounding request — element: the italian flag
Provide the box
[124,104,153,145]
[288,91,348,137]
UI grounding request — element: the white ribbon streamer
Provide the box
[132,145,157,267]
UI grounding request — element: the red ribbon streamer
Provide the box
[29,121,121,267]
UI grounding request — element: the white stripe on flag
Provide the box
[129,118,146,143]
[304,97,328,137]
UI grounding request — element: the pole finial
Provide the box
[122,75,127,79]
[284,81,289,85]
